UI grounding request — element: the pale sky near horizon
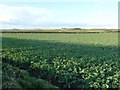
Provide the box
[0,0,119,29]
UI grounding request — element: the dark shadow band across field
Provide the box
[2,37,118,59]
[2,37,119,88]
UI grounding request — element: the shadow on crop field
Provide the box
[2,37,119,88]
[2,37,118,59]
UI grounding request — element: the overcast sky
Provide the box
[0,0,119,29]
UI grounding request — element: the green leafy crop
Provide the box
[2,33,119,89]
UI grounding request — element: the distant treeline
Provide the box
[1,29,119,33]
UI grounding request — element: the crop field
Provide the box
[1,33,120,89]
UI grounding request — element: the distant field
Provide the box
[2,33,119,89]
[1,29,118,33]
